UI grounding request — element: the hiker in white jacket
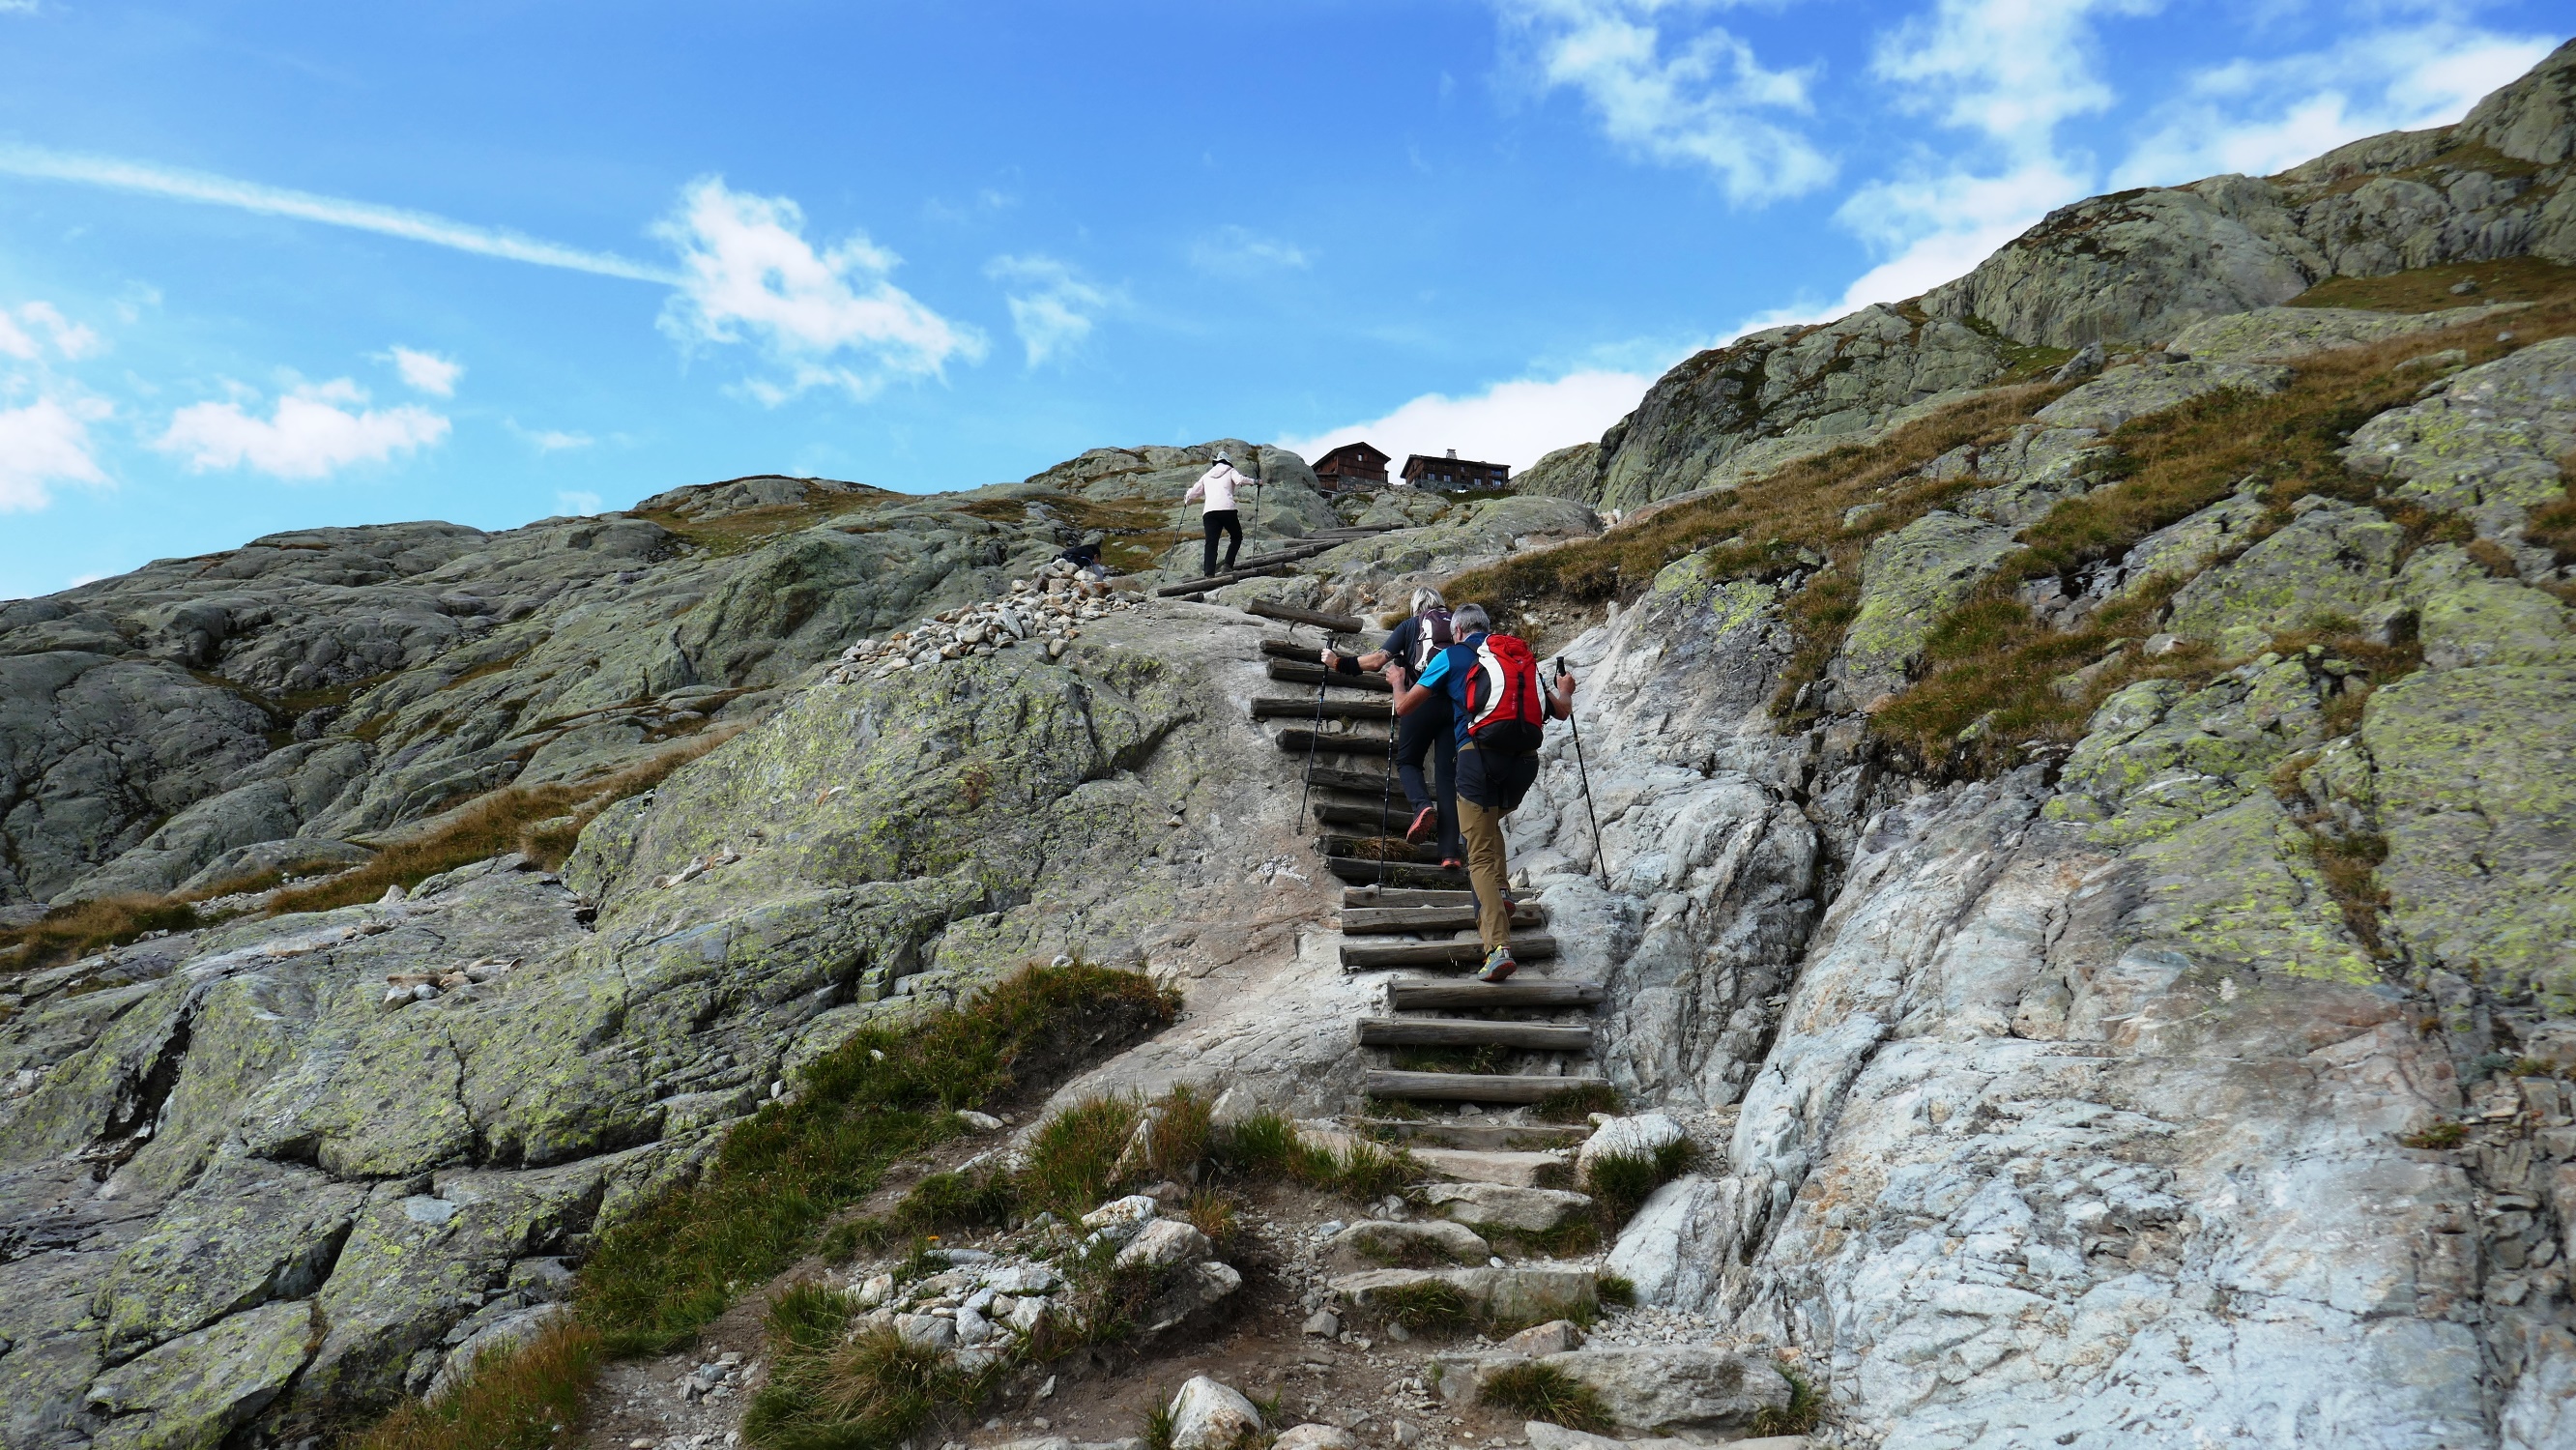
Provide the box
[1184,452,1254,579]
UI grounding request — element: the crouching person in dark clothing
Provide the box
[1386,602,1575,982]
[1321,587,1462,865]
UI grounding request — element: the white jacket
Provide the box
[1185,461,1252,513]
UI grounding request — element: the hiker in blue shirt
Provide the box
[1387,603,1576,982]
[1322,588,1462,866]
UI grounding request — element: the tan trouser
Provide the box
[1456,796,1512,952]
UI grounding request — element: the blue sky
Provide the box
[0,1,2563,601]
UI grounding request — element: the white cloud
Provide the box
[385,345,463,396]
[1498,0,1834,204]
[0,393,111,511]
[0,302,101,361]
[0,143,676,282]
[557,490,604,515]
[2112,24,2560,188]
[986,254,1116,365]
[652,177,984,403]
[532,428,593,451]
[1187,225,1312,276]
[1793,0,2150,315]
[1278,368,1656,479]
[157,378,449,479]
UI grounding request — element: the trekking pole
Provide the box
[1554,656,1610,889]
[1376,682,1401,891]
[1296,628,1335,830]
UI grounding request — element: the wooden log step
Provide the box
[1342,904,1545,935]
[1268,660,1392,692]
[1249,600,1367,634]
[1344,886,1481,909]
[1273,729,1393,757]
[1364,1070,1609,1105]
[1157,563,1293,596]
[1260,637,1322,661]
[1388,978,1605,1011]
[1342,934,1559,971]
[1326,857,1469,888]
[1357,1017,1592,1050]
[1314,800,1413,833]
[1308,525,1403,539]
[1353,1118,1593,1151]
[1251,696,1393,720]
[1318,833,1437,862]
[1308,765,1398,795]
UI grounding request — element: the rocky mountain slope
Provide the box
[4,36,2576,1450]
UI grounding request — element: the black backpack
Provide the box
[1408,607,1454,673]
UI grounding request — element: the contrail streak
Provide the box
[0,143,680,284]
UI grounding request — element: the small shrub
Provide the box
[1594,1272,1637,1307]
[1533,1082,1620,1123]
[2399,1121,2468,1149]
[1749,1364,1824,1436]
[1479,1363,1612,1434]
[891,1170,1017,1236]
[349,1316,600,1450]
[2511,1058,2567,1078]
[1143,1391,1179,1450]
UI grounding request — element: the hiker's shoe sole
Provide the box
[1405,806,1437,843]
[1477,954,1518,983]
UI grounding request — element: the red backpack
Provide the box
[1461,632,1547,754]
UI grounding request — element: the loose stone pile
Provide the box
[835,1190,1242,1374]
[380,954,518,1009]
[829,560,1146,682]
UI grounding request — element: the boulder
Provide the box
[1148,1262,1243,1335]
[1535,1346,1794,1434]
[1574,1113,1688,1180]
[1327,1218,1491,1265]
[2163,498,2404,646]
[1272,1427,1358,1450]
[1168,1375,1263,1450]
[1501,1320,1586,1355]
[1116,1218,1214,1270]
[83,1299,315,1450]
[1083,1195,1161,1243]
[2171,303,2521,362]
[1331,1264,1597,1324]
[1421,1182,1595,1234]
[2031,359,2290,433]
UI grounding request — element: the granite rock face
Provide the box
[0,444,1340,909]
[1925,41,2576,347]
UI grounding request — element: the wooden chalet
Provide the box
[1401,449,1510,491]
[1312,441,1391,492]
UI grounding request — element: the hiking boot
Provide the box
[1405,805,1437,843]
[1477,947,1517,983]
[1440,856,1464,869]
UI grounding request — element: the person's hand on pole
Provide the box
[1549,665,1577,719]
[1320,648,1342,669]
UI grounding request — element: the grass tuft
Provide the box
[1479,1363,1613,1434]
[1749,1365,1825,1436]
[1594,1272,1637,1307]
[1582,1139,1696,1224]
[2400,1121,2468,1149]
[346,1316,599,1450]
[1370,1280,1478,1332]
[1533,1082,1621,1123]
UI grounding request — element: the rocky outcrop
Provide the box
[0,444,1342,911]
[1924,40,2576,347]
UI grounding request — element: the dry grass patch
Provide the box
[2287,255,2575,312]
[1444,384,2065,662]
[346,1316,599,1450]
[1876,293,2576,773]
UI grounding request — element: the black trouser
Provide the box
[1201,509,1241,577]
[1396,696,1462,860]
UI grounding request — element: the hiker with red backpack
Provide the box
[1322,588,1462,866]
[1386,602,1576,982]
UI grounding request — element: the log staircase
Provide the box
[1244,619,1609,1126]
